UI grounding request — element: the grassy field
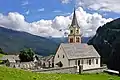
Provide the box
[0,53,4,58]
[0,66,120,80]
[0,54,4,63]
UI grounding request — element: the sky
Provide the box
[0,0,120,37]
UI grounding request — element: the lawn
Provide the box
[0,54,4,63]
[0,53,4,58]
[0,66,119,80]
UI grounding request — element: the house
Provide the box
[54,8,101,70]
[0,55,20,67]
[41,55,54,68]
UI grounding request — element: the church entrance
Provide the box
[56,61,63,67]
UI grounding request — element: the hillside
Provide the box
[0,27,90,56]
[88,18,120,71]
[0,66,119,80]
[0,27,58,56]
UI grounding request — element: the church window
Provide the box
[78,60,80,65]
[76,37,79,42]
[70,38,73,43]
[63,55,64,58]
[70,30,73,34]
[89,59,91,65]
[58,55,59,58]
[76,30,79,33]
[96,59,98,64]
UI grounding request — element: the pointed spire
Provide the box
[71,8,79,27]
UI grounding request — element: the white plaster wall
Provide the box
[54,45,69,68]
[69,58,101,70]
[69,60,76,67]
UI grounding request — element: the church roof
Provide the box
[60,43,100,59]
[71,9,80,28]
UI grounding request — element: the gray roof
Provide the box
[42,55,54,61]
[70,9,79,28]
[0,55,20,61]
[60,43,100,59]
[7,59,16,63]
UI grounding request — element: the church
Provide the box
[54,9,101,70]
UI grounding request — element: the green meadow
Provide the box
[0,66,119,80]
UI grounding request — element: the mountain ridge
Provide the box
[88,18,120,71]
[0,26,90,56]
[0,26,58,56]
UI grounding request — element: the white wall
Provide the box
[69,58,100,70]
[54,45,69,68]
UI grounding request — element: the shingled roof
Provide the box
[70,9,80,28]
[60,43,100,59]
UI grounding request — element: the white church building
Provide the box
[54,9,101,70]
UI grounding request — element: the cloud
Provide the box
[61,0,120,13]
[53,10,62,13]
[0,7,113,37]
[38,8,45,12]
[77,0,120,13]
[61,0,71,4]
[22,1,29,6]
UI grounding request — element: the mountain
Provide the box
[0,27,58,56]
[88,18,120,71]
[50,37,90,44]
[0,26,90,56]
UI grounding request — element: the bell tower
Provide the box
[68,8,81,43]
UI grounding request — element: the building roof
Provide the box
[60,43,100,59]
[0,55,20,61]
[43,55,54,61]
[7,59,16,63]
[70,9,80,28]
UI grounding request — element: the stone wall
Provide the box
[32,66,107,74]
[32,66,77,74]
[82,67,107,73]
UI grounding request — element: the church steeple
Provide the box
[71,8,79,27]
[68,8,81,43]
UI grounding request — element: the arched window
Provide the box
[89,59,91,65]
[76,37,79,42]
[96,59,98,64]
[70,30,73,34]
[70,38,73,43]
[76,30,79,34]
[63,55,64,58]
[78,60,80,66]
[58,55,59,58]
